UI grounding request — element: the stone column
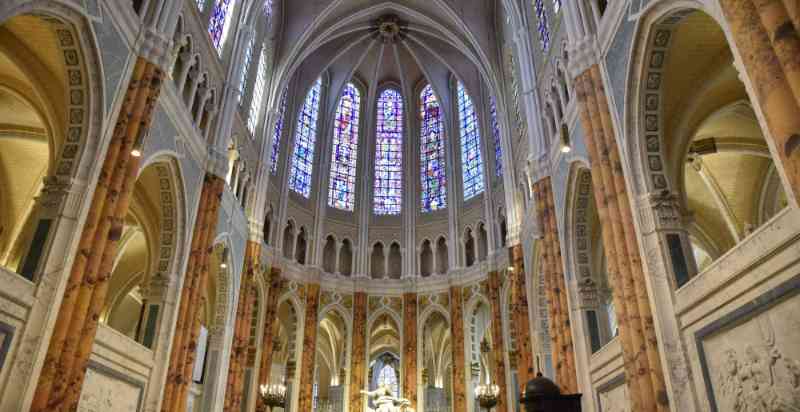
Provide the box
[30,57,165,412]
[532,177,577,393]
[487,271,509,412]
[509,244,534,391]
[574,66,668,412]
[449,286,467,412]
[402,293,418,409]
[256,267,285,411]
[160,174,225,412]
[297,283,321,411]
[349,292,368,412]
[720,0,800,203]
[224,241,262,411]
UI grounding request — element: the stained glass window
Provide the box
[490,96,503,177]
[263,0,273,19]
[270,88,288,173]
[328,83,361,211]
[209,0,237,54]
[419,85,447,212]
[288,78,322,197]
[374,89,404,215]
[197,0,206,12]
[237,37,255,104]
[534,0,551,51]
[246,43,267,135]
[457,82,485,200]
[377,365,399,397]
[553,0,561,14]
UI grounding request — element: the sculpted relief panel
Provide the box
[598,380,630,412]
[77,364,142,412]
[702,293,800,412]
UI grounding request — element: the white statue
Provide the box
[361,384,415,412]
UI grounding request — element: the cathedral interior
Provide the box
[0,0,798,411]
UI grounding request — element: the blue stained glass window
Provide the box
[263,0,273,19]
[246,43,267,135]
[328,83,361,211]
[419,85,447,212]
[457,82,485,200]
[553,0,561,14]
[377,365,399,397]
[209,0,236,55]
[237,37,255,104]
[288,78,322,197]
[374,89,404,215]
[534,0,550,51]
[270,88,288,173]
[490,97,503,177]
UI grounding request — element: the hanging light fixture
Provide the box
[560,122,572,153]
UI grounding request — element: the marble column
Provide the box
[349,292,368,412]
[224,241,262,411]
[30,57,165,412]
[449,286,467,412]
[487,271,509,412]
[402,293,418,409]
[297,283,321,412]
[161,174,225,412]
[256,267,285,411]
[575,66,668,412]
[532,177,577,393]
[720,0,800,203]
[509,244,534,391]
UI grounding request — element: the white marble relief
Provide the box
[599,381,630,412]
[78,367,141,412]
[703,295,800,412]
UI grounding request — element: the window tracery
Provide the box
[457,82,485,200]
[246,42,267,135]
[374,88,404,215]
[236,37,254,104]
[377,364,399,396]
[208,0,236,54]
[490,96,503,177]
[534,0,551,51]
[328,83,361,211]
[270,88,288,173]
[288,78,322,197]
[420,85,447,212]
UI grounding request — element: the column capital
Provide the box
[567,37,600,79]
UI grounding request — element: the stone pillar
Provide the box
[349,292,368,412]
[224,241,262,411]
[509,244,534,392]
[402,293,418,409]
[160,174,225,412]
[29,57,165,412]
[532,177,577,393]
[256,267,285,411]
[297,283,321,412]
[574,66,668,412]
[487,271,509,412]
[449,286,467,412]
[720,0,800,203]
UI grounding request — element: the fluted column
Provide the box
[30,57,165,412]
[297,283,321,411]
[256,267,285,411]
[224,241,262,411]
[575,65,667,412]
[509,244,534,391]
[487,271,509,412]
[532,177,577,393]
[160,174,225,412]
[349,292,368,412]
[720,0,800,203]
[402,293,418,409]
[449,286,467,412]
